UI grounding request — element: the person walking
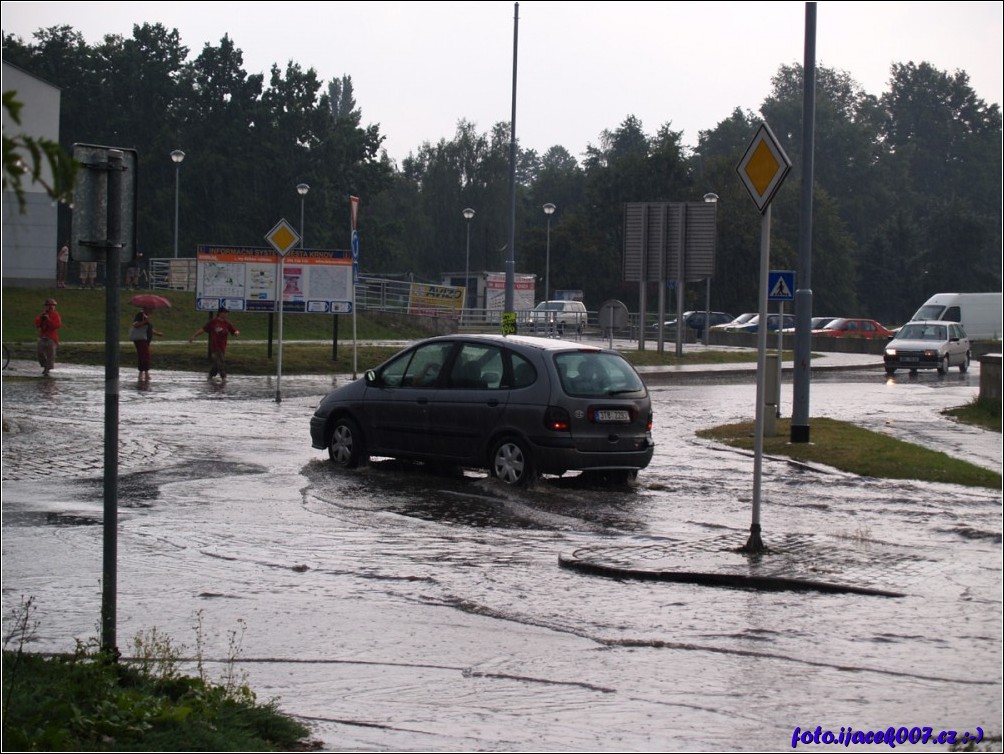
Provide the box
[79,259,97,288]
[34,298,62,377]
[189,306,239,383]
[56,241,69,288]
[130,307,163,381]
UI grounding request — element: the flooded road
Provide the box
[2,360,1001,751]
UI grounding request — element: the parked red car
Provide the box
[812,318,894,339]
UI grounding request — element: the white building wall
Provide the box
[2,62,61,287]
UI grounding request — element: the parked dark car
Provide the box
[652,311,734,339]
[310,334,655,486]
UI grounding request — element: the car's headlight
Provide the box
[885,348,896,356]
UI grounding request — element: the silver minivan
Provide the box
[309,334,654,485]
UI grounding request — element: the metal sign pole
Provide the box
[102,149,124,656]
[275,253,285,403]
[777,300,784,417]
[747,204,772,553]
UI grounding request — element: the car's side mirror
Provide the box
[365,369,377,385]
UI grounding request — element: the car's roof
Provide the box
[421,333,602,353]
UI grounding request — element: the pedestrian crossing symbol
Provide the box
[768,270,795,301]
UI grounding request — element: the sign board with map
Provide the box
[194,245,353,314]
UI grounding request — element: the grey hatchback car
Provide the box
[310,334,654,485]
[883,320,971,375]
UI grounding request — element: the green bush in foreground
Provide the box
[2,601,313,752]
[2,649,312,751]
[2,650,311,751]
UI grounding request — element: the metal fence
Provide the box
[149,259,197,290]
[142,262,648,338]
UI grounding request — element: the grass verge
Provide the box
[696,417,1001,489]
[942,395,1003,433]
[2,600,315,752]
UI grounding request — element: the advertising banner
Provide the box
[408,283,465,317]
[485,272,536,312]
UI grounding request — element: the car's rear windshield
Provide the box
[554,352,646,397]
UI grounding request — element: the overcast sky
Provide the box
[3,1,1002,164]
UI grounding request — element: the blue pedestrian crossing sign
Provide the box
[768,270,795,301]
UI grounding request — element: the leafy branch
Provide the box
[2,90,78,212]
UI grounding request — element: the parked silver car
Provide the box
[310,334,654,486]
[883,321,971,375]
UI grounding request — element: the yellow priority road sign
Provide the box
[736,122,792,214]
[266,218,302,257]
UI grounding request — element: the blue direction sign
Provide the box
[768,270,795,301]
[351,230,360,284]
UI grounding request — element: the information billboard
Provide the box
[195,245,353,313]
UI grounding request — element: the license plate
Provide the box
[902,357,918,362]
[595,409,630,423]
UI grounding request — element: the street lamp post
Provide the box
[297,183,310,247]
[702,193,719,344]
[171,150,185,258]
[542,203,556,302]
[462,208,475,321]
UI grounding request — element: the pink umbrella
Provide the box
[129,294,172,309]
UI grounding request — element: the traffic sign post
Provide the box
[768,270,795,424]
[768,270,795,301]
[266,219,301,404]
[736,123,792,554]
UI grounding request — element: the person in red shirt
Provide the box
[189,306,240,383]
[34,298,62,376]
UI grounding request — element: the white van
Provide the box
[529,300,588,335]
[910,292,1002,341]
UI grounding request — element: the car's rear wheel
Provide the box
[328,416,366,468]
[490,436,535,486]
[959,352,970,373]
[938,355,950,375]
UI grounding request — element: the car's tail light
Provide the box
[544,406,571,431]
[646,411,653,432]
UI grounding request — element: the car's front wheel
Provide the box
[938,355,950,375]
[328,416,366,468]
[490,436,535,486]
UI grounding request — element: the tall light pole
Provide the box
[171,150,185,258]
[542,203,556,301]
[462,208,475,320]
[297,183,310,248]
[702,193,719,344]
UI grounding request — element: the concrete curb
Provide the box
[558,534,921,598]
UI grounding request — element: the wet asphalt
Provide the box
[2,342,1001,751]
